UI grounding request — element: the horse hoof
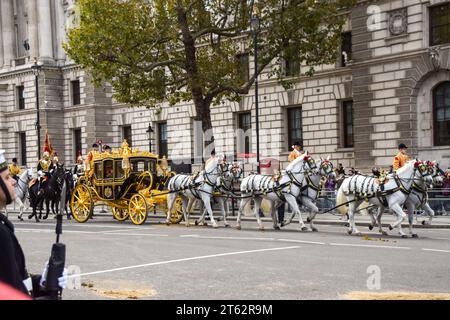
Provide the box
[212,224,219,229]
[259,227,265,231]
[368,225,374,231]
[194,220,199,226]
[381,231,388,236]
[412,234,419,238]
[312,228,318,232]
[401,235,408,239]
[389,225,394,231]
[306,217,311,223]
[165,222,171,226]
[301,227,308,232]
[274,225,280,230]
[43,216,48,220]
[421,220,426,225]
[28,215,33,220]
[347,230,352,235]
[355,232,362,237]
[344,223,350,228]
[236,225,241,230]
[224,224,230,228]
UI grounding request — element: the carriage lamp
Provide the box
[146,124,154,153]
[31,58,43,159]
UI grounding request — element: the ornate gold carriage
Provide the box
[70,140,183,225]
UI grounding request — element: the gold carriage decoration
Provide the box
[70,140,183,225]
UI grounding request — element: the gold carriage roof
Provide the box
[92,140,158,162]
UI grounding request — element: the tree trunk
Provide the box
[195,100,215,157]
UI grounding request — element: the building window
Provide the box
[71,80,81,106]
[237,112,252,155]
[18,132,26,166]
[287,107,303,150]
[341,32,352,66]
[73,128,82,162]
[236,53,249,82]
[122,125,132,147]
[158,122,168,158]
[342,100,354,148]
[433,82,450,146]
[285,57,300,77]
[17,85,25,110]
[430,3,450,46]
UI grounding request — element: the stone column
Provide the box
[1,0,16,67]
[26,0,39,60]
[55,0,66,63]
[37,0,54,61]
[0,22,4,67]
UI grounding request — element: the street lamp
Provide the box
[250,6,261,173]
[31,58,42,159]
[146,124,154,153]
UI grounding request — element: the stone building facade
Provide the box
[0,0,449,173]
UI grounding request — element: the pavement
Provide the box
[11,213,450,300]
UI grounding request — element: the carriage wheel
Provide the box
[71,184,93,223]
[128,194,148,225]
[169,197,183,224]
[112,207,129,222]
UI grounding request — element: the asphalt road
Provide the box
[11,215,450,300]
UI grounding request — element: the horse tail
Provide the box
[336,185,348,215]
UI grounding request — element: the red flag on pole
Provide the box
[43,130,55,156]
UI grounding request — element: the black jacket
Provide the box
[0,213,47,298]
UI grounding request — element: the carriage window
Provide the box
[149,159,156,173]
[131,160,147,172]
[94,162,103,179]
[115,160,124,179]
[104,160,114,179]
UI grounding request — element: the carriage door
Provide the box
[103,160,114,200]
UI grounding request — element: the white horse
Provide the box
[4,168,34,221]
[195,162,243,227]
[336,160,433,237]
[166,155,227,228]
[236,153,318,231]
[281,157,337,231]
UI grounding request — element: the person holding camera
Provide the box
[0,150,68,299]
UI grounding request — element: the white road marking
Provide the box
[179,235,276,241]
[277,239,325,245]
[422,248,450,253]
[76,246,301,278]
[179,234,199,238]
[329,243,411,250]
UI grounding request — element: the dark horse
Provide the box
[63,169,74,220]
[28,164,66,222]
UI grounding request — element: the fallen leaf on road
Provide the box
[342,291,450,300]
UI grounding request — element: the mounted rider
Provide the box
[8,158,22,182]
[393,143,410,172]
[85,143,99,181]
[36,151,51,195]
